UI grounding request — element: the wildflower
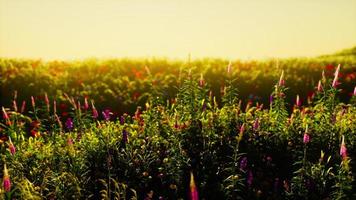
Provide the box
[253,118,259,131]
[353,86,356,96]
[8,137,16,156]
[102,109,112,121]
[199,73,205,87]
[317,80,323,92]
[278,71,285,87]
[189,171,199,200]
[340,135,347,159]
[84,98,89,110]
[91,100,98,119]
[239,157,248,171]
[120,116,125,125]
[2,107,9,120]
[236,123,245,144]
[3,164,11,192]
[296,95,301,107]
[20,100,26,113]
[31,96,36,108]
[122,129,128,143]
[247,170,253,187]
[65,118,73,131]
[332,64,341,88]
[12,100,18,112]
[303,125,310,144]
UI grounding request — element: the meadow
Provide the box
[0,48,356,199]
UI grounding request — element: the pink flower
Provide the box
[278,71,285,87]
[340,135,347,159]
[296,95,301,107]
[3,164,11,193]
[84,98,89,110]
[20,100,26,113]
[303,125,310,144]
[12,100,18,112]
[332,64,341,88]
[31,96,36,108]
[8,137,16,156]
[189,171,199,200]
[353,86,356,96]
[199,73,205,87]
[303,133,310,144]
[2,107,9,120]
[317,80,323,92]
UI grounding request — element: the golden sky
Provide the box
[0,0,355,60]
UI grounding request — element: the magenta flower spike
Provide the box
[278,71,285,87]
[199,73,205,87]
[12,100,18,112]
[317,80,323,92]
[3,164,11,193]
[303,125,310,144]
[340,135,347,159]
[332,64,341,88]
[31,96,36,108]
[20,100,26,113]
[296,95,301,107]
[8,137,16,156]
[84,98,89,110]
[2,107,9,120]
[65,118,74,130]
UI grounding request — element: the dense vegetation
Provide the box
[0,47,355,199]
[0,58,355,199]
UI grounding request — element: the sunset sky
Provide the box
[0,0,355,60]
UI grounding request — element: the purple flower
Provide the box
[122,129,128,143]
[269,95,274,104]
[247,170,253,187]
[102,109,112,121]
[239,157,248,171]
[202,102,207,112]
[253,118,259,131]
[65,118,73,130]
[120,116,125,125]
[274,178,280,192]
